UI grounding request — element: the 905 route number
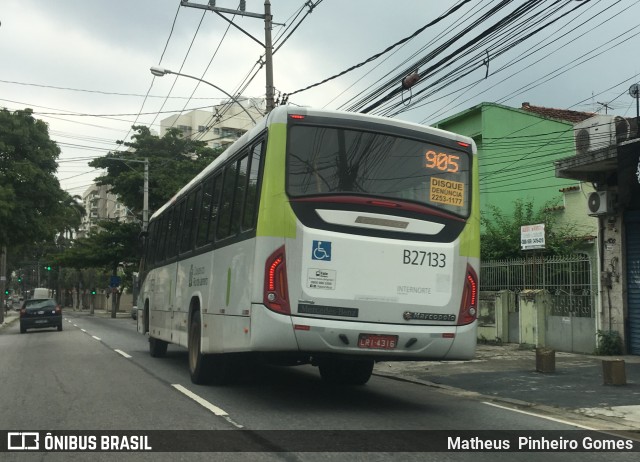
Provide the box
[403,250,446,268]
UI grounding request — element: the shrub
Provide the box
[595,330,623,355]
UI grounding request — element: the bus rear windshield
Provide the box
[286,125,470,217]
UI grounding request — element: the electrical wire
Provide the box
[117,3,184,151]
[281,0,474,102]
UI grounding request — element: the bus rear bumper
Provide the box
[250,305,477,361]
[290,315,477,361]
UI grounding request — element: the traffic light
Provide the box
[46,266,51,271]
[91,289,96,295]
[4,289,9,295]
[17,277,22,283]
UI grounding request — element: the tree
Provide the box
[58,194,86,240]
[88,125,220,218]
[56,221,140,317]
[0,108,72,249]
[481,199,588,260]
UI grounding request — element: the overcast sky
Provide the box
[2,0,640,196]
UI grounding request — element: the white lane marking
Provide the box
[115,349,132,358]
[92,335,101,341]
[172,384,243,428]
[172,384,227,415]
[80,329,86,332]
[483,402,597,430]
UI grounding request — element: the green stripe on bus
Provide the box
[226,268,231,307]
[256,123,297,238]
[459,155,480,258]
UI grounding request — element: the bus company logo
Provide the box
[8,432,40,450]
[403,311,456,322]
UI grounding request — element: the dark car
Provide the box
[20,299,63,334]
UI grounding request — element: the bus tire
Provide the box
[189,311,212,384]
[189,311,233,385]
[319,359,374,385]
[149,336,168,357]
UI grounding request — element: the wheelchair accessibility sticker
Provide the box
[312,240,332,261]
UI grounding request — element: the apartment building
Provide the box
[160,97,264,149]
[77,184,135,238]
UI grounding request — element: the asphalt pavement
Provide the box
[3,308,639,430]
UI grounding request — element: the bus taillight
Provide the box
[264,246,291,315]
[457,264,478,325]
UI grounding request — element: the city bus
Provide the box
[137,106,479,386]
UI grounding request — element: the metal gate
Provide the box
[625,211,640,355]
[481,254,596,352]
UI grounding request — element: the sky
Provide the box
[1,0,640,197]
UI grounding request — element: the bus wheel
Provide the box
[149,336,168,357]
[189,311,212,384]
[319,359,374,385]
[189,311,232,385]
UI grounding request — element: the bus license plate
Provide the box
[357,334,398,350]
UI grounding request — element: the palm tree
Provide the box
[60,193,86,240]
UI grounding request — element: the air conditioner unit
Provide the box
[587,191,614,216]
[574,115,633,155]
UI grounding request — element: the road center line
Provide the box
[483,401,597,430]
[114,349,132,358]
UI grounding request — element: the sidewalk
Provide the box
[1,307,20,327]
[374,343,640,430]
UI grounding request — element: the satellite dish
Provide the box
[630,83,640,99]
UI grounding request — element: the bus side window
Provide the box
[208,174,223,244]
[242,141,263,231]
[196,177,214,248]
[154,214,167,265]
[231,155,249,236]
[168,201,185,258]
[162,208,173,261]
[146,220,157,268]
[216,162,238,241]
[180,190,197,254]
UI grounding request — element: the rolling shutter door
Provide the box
[625,211,640,355]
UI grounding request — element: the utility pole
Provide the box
[108,158,149,231]
[0,246,6,324]
[180,0,275,112]
[263,1,274,111]
[143,158,149,232]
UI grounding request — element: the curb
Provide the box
[372,370,640,431]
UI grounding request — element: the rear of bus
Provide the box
[256,107,479,375]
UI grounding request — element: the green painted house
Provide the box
[435,103,603,352]
[433,102,594,216]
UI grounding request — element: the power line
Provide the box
[372,0,593,117]
[281,0,473,102]
[117,3,184,151]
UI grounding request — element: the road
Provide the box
[0,310,637,461]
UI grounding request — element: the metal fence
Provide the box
[480,254,595,317]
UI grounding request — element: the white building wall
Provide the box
[160,98,264,149]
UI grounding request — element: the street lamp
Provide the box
[149,66,257,124]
